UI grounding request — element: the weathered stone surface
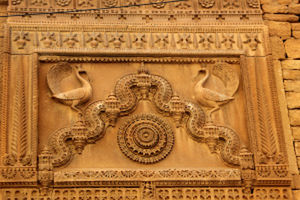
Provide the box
[265,21,291,39]
[293,175,300,189]
[290,110,300,126]
[293,127,300,141]
[284,80,300,92]
[262,4,288,13]
[285,38,300,58]
[286,92,300,109]
[273,58,299,175]
[297,157,300,169]
[260,0,272,4]
[282,60,300,69]
[283,69,300,79]
[263,14,299,22]
[294,188,300,200]
[277,0,293,5]
[270,36,286,59]
[295,141,300,155]
[292,23,300,31]
[289,4,300,14]
[293,31,300,39]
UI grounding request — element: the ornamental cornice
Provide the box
[7,24,265,32]
[54,168,241,182]
[7,0,261,14]
[38,55,240,63]
[6,14,263,25]
[8,27,267,56]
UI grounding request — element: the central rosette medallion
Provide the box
[117,114,174,164]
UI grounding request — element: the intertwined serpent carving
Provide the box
[48,66,241,167]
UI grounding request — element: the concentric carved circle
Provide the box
[118,114,174,164]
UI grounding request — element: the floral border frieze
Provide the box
[8,0,260,12]
[2,187,291,200]
[38,56,240,64]
[6,12,263,26]
[10,30,265,56]
[54,168,241,182]
[0,167,36,182]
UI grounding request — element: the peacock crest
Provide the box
[194,62,240,121]
[47,62,92,113]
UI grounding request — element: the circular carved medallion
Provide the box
[118,114,174,164]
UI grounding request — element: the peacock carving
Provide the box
[194,63,239,121]
[47,62,92,113]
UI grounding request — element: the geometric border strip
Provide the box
[54,168,241,181]
[1,187,291,199]
[10,30,266,56]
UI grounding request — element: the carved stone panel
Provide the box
[0,0,293,197]
[38,61,245,169]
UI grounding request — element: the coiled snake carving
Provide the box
[48,65,241,167]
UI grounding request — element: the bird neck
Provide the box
[196,69,210,88]
[75,70,90,87]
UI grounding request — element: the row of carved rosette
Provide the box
[9,0,259,11]
[1,187,291,200]
[11,31,264,55]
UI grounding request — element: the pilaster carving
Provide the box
[38,147,53,194]
[239,146,255,192]
[3,65,31,167]
[141,182,156,200]
[253,58,287,180]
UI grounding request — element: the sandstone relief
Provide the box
[0,0,293,197]
[193,63,239,121]
[47,62,92,113]
[44,62,241,168]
